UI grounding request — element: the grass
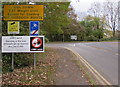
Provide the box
[47,39,118,44]
[74,60,99,85]
[71,58,97,85]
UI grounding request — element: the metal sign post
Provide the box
[34,53,36,69]
[29,21,40,69]
[12,52,14,71]
[8,21,19,71]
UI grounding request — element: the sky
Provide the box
[70,0,94,12]
[70,0,105,20]
[70,0,118,12]
[70,0,119,20]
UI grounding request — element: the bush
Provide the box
[84,35,98,41]
[2,54,12,73]
[45,37,49,43]
[100,37,118,41]
[2,53,34,73]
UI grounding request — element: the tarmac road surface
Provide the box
[46,41,118,85]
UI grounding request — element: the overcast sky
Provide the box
[70,0,118,12]
[70,0,119,20]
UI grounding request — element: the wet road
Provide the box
[46,42,118,85]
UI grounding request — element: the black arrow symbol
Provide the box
[11,22,15,25]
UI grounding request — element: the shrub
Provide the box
[2,53,34,73]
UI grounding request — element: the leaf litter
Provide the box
[2,47,60,85]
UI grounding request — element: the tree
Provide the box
[80,15,105,40]
[87,1,118,38]
[88,2,102,17]
[41,2,71,35]
[103,1,118,37]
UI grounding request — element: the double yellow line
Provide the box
[64,47,112,85]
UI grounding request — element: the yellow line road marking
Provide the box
[64,47,112,85]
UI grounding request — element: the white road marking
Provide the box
[69,44,76,47]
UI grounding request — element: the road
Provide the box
[46,41,118,85]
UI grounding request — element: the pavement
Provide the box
[46,41,119,85]
[53,48,89,85]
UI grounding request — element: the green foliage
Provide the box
[63,19,83,35]
[41,2,71,35]
[84,35,97,41]
[2,54,12,72]
[2,53,34,73]
[100,37,118,41]
[20,21,29,36]
[45,37,49,43]
[103,29,113,38]
[57,28,63,34]
[79,15,105,41]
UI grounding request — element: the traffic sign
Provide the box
[32,37,42,48]
[30,36,44,51]
[2,36,44,53]
[3,5,44,21]
[8,21,19,34]
[71,35,77,40]
[30,21,39,36]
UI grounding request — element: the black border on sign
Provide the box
[32,37,42,48]
[30,36,44,52]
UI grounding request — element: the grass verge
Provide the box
[73,60,99,86]
[2,47,59,85]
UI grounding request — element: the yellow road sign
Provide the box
[4,5,44,21]
[8,21,19,34]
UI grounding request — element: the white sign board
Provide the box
[71,35,77,40]
[2,36,44,53]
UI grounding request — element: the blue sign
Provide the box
[30,21,40,36]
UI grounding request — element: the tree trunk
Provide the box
[63,34,64,42]
[113,21,116,38]
[113,28,115,38]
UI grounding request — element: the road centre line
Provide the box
[63,47,112,86]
